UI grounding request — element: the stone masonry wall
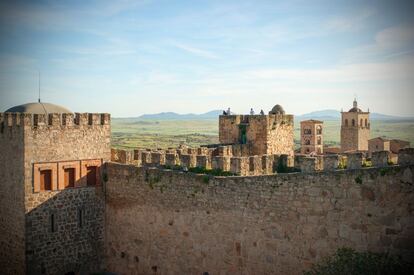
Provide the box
[0,113,27,275]
[23,113,111,275]
[105,163,414,275]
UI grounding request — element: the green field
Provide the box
[112,118,414,150]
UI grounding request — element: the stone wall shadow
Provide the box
[25,174,105,275]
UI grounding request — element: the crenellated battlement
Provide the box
[0,112,110,132]
[110,146,414,176]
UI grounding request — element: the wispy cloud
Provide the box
[245,56,414,83]
[326,8,376,32]
[344,24,414,62]
[170,42,218,59]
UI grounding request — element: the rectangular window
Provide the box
[50,213,56,233]
[87,166,97,186]
[64,168,75,188]
[40,170,52,191]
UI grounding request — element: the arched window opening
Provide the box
[316,125,322,135]
[365,119,368,127]
[305,139,311,145]
[317,137,322,145]
[352,119,355,126]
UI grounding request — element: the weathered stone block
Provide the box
[371,151,389,167]
[299,157,317,173]
[323,155,339,171]
[398,148,414,166]
[346,152,363,169]
[249,155,262,175]
[262,155,274,174]
[141,151,152,166]
[180,154,196,168]
[230,157,249,176]
[151,151,165,166]
[196,155,211,169]
[212,156,231,171]
[165,153,179,166]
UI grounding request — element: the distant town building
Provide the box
[300,119,323,154]
[368,137,410,157]
[390,139,410,154]
[340,99,370,152]
[368,137,390,155]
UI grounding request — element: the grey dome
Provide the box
[5,102,72,114]
[269,104,285,115]
[348,107,362,113]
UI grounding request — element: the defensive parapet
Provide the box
[110,146,414,176]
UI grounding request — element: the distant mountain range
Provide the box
[295,109,413,121]
[130,109,412,121]
[138,110,222,120]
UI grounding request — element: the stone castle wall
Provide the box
[104,161,414,275]
[0,113,26,275]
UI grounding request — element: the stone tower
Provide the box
[340,99,370,152]
[300,119,323,154]
[219,104,294,156]
[0,102,111,275]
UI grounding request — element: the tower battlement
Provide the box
[0,112,110,131]
[219,105,294,156]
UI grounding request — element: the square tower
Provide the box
[340,99,370,152]
[219,104,294,156]
[300,119,323,154]
[0,102,111,275]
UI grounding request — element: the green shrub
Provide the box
[188,167,235,176]
[304,248,413,275]
[354,175,363,184]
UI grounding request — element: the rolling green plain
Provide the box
[111,118,414,150]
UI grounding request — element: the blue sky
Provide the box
[0,0,413,117]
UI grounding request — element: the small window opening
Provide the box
[365,119,368,127]
[78,208,85,228]
[50,213,56,233]
[352,119,355,126]
[317,137,322,145]
[305,139,310,145]
[87,166,97,186]
[345,119,348,126]
[40,170,52,191]
[316,126,322,135]
[64,168,75,188]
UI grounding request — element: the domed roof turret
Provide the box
[5,102,72,114]
[348,99,362,112]
[269,104,285,115]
